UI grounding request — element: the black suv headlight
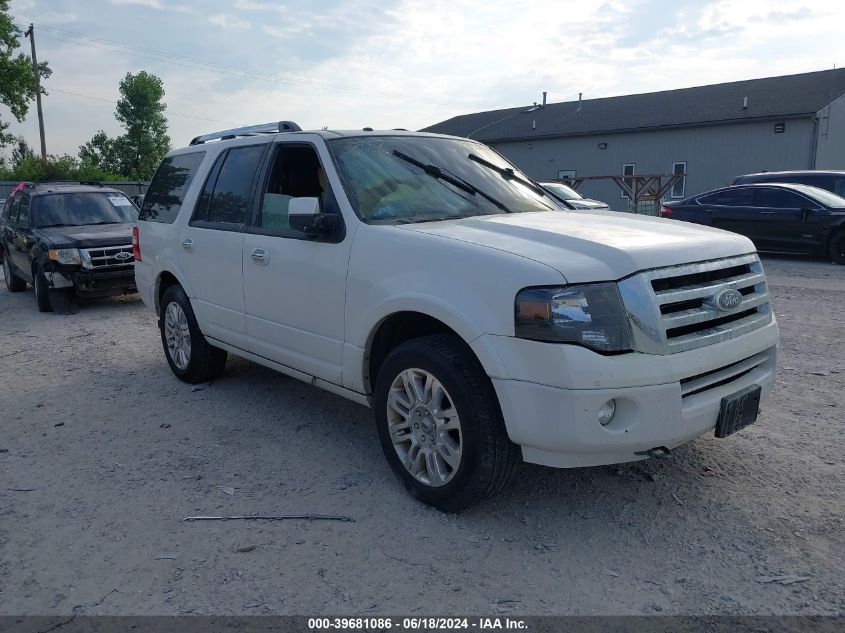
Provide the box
[515,283,633,352]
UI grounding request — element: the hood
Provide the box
[567,198,610,210]
[37,223,134,249]
[398,210,755,282]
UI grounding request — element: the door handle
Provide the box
[250,248,268,264]
[760,211,775,215]
[181,238,194,251]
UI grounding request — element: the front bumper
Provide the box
[475,320,779,468]
[47,265,137,297]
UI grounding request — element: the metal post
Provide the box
[24,23,47,163]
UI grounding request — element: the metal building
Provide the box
[422,68,845,207]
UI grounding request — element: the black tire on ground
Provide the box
[374,334,519,513]
[3,256,27,292]
[159,284,227,384]
[829,231,845,265]
[34,265,54,312]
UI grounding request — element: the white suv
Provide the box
[134,122,779,511]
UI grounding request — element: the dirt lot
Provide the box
[0,255,842,616]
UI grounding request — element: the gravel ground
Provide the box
[0,254,842,616]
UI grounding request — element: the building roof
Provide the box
[420,68,845,142]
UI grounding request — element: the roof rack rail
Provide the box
[189,120,302,146]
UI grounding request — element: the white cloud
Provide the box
[5,0,844,156]
[208,13,251,30]
[110,0,163,8]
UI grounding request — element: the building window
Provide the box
[622,163,635,199]
[774,122,785,133]
[670,162,687,198]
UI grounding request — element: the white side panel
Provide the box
[242,232,351,384]
[178,227,246,345]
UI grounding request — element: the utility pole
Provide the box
[24,23,47,163]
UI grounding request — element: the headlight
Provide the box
[48,248,82,266]
[515,282,633,352]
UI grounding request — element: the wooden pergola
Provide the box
[550,174,686,207]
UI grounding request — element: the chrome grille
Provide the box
[82,245,134,269]
[619,254,772,354]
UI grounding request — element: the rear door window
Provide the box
[192,145,266,227]
[139,151,206,223]
[699,188,755,207]
[16,194,31,226]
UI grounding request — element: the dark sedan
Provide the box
[661,183,845,263]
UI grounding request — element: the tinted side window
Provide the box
[700,189,755,206]
[827,177,845,197]
[205,145,265,225]
[191,152,226,223]
[756,188,805,208]
[139,151,206,223]
[16,195,31,225]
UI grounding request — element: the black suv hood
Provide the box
[37,223,134,248]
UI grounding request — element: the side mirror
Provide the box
[130,195,143,208]
[289,197,338,235]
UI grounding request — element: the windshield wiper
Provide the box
[392,150,512,213]
[467,153,547,197]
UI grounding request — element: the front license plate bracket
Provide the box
[715,384,762,438]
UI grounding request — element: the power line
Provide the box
[19,21,482,109]
[49,87,240,125]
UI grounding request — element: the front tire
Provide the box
[34,266,54,312]
[159,285,227,384]
[3,256,27,292]
[829,231,845,265]
[374,334,518,512]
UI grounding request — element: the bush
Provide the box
[0,155,124,182]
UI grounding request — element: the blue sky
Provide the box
[4,0,844,156]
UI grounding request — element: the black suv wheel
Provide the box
[34,265,54,312]
[159,285,227,383]
[3,256,27,292]
[374,334,518,512]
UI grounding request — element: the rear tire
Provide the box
[34,266,54,312]
[159,285,227,384]
[829,231,845,265]
[374,334,519,512]
[3,256,27,293]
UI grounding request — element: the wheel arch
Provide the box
[363,309,502,395]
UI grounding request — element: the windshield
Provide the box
[34,192,138,228]
[785,184,845,209]
[328,136,557,222]
[541,182,582,201]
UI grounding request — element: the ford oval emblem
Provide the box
[714,288,742,312]
[114,251,132,261]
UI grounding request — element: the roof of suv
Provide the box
[16,182,126,196]
[736,170,845,179]
[171,128,463,155]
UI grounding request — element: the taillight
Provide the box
[659,205,672,217]
[132,225,141,261]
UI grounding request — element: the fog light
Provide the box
[598,400,616,426]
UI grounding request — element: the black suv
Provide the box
[1,182,139,312]
[661,183,845,263]
[733,170,845,198]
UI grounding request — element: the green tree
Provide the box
[79,71,170,180]
[0,1,51,147]
[10,136,34,166]
[78,130,119,174]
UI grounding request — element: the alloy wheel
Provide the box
[386,368,463,486]
[164,301,191,370]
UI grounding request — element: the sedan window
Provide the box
[699,188,755,206]
[755,188,806,208]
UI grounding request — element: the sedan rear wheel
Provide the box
[829,232,845,264]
